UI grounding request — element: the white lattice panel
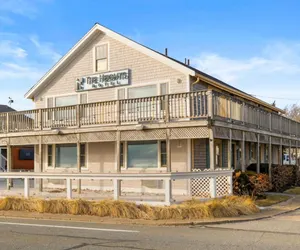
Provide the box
[191,169,210,197]
[191,169,231,198]
[216,176,229,197]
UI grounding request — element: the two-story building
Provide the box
[0,23,299,199]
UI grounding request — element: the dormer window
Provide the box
[95,44,108,72]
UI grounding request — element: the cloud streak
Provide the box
[192,42,300,108]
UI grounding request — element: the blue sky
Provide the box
[1,0,300,110]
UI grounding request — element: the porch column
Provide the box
[296,142,299,166]
[166,129,172,203]
[289,140,292,165]
[279,138,283,165]
[241,131,246,171]
[6,144,11,190]
[208,128,215,170]
[166,129,171,172]
[38,136,43,192]
[228,129,232,169]
[256,134,260,173]
[77,135,81,194]
[269,137,272,180]
[115,131,121,198]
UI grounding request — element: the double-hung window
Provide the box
[95,44,108,72]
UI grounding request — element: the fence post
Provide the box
[210,176,217,198]
[116,100,121,125]
[24,178,30,198]
[66,178,72,199]
[227,175,233,195]
[207,90,213,119]
[165,95,170,122]
[113,179,121,200]
[164,179,172,205]
[76,104,81,128]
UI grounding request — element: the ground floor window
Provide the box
[47,143,86,168]
[127,141,158,168]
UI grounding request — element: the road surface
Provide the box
[0,210,300,249]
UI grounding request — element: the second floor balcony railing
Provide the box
[1,90,300,138]
[0,91,208,133]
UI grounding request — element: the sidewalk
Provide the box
[0,194,299,226]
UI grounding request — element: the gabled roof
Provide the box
[24,22,283,113]
[24,23,195,99]
[0,105,16,113]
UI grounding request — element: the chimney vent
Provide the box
[165,48,168,56]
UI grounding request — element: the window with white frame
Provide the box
[50,143,86,168]
[95,44,108,72]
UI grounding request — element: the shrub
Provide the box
[249,173,272,197]
[233,171,272,197]
[0,196,259,220]
[271,165,297,192]
[233,170,254,196]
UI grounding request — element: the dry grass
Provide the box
[0,196,259,220]
[284,187,300,195]
[255,195,289,207]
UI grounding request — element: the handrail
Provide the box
[0,170,233,205]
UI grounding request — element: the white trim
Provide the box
[25,23,195,99]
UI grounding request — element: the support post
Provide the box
[209,128,215,170]
[24,178,30,198]
[257,134,260,173]
[77,135,81,194]
[166,129,171,172]
[116,100,121,125]
[6,144,11,190]
[269,137,272,181]
[113,179,120,200]
[228,129,232,169]
[241,131,246,171]
[115,131,121,198]
[207,90,214,118]
[210,176,217,198]
[164,179,172,205]
[227,175,233,195]
[66,178,72,199]
[279,138,283,165]
[165,95,170,122]
[38,136,43,192]
[296,142,298,166]
[76,104,81,128]
[289,140,292,165]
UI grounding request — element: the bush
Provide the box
[233,171,255,196]
[271,165,297,192]
[0,196,259,220]
[233,170,272,197]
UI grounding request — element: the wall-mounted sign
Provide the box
[76,69,130,91]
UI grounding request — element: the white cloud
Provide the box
[0,40,27,58]
[0,15,14,25]
[30,35,61,63]
[192,42,300,109]
[0,0,51,19]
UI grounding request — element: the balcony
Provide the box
[0,90,299,138]
[0,91,208,133]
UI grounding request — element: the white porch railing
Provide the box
[0,170,233,205]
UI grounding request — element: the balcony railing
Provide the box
[0,91,208,133]
[213,91,300,137]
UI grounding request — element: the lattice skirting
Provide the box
[191,169,231,198]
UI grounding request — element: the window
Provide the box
[127,141,158,168]
[19,148,34,160]
[95,44,108,72]
[55,95,77,107]
[48,145,53,167]
[215,144,220,167]
[160,83,168,111]
[80,144,86,168]
[56,144,77,168]
[128,85,157,99]
[161,141,167,167]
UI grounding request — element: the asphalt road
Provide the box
[0,210,300,249]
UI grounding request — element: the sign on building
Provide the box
[76,69,130,91]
